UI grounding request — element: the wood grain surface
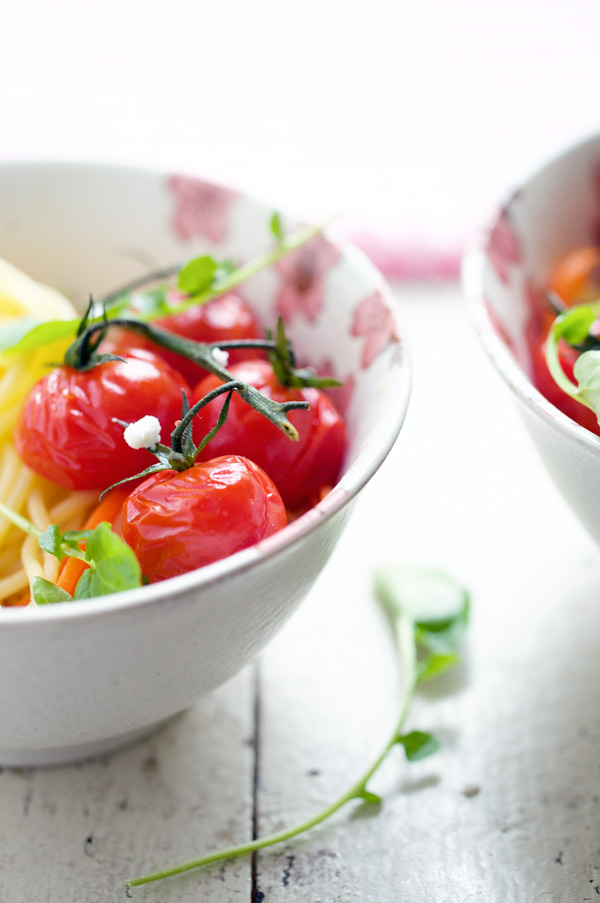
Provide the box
[2,284,600,903]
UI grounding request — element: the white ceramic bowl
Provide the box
[464,133,600,545]
[0,162,410,766]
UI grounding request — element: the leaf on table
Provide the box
[396,730,440,762]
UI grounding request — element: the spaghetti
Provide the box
[0,261,96,606]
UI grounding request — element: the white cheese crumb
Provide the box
[212,347,230,367]
[123,415,162,450]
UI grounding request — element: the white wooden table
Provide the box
[2,282,600,903]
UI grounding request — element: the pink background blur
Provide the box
[2,0,599,275]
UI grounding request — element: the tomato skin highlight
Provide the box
[191,359,346,508]
[14,349,190,490]
[121,455,287,582]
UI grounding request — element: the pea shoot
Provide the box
[0,500,142,603]
[126,565,469,889]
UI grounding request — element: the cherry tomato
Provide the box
[191,359,346,508]
[121,455,287,581]
[103,294,264,384]
[15,349,190,490]
[548,246,600,306]
[531,333,600,436]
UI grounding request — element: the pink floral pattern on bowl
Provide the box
[274,234,340,322]
[351,290,399,369]
[169,175,237,243]
[487,206,521,285]
[312,358,356,416]
[590,161,600,245]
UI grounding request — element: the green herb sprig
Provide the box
[0,215,328,357]
[0,501,142,603]
[126,565,469,889]
[544,300,600,423]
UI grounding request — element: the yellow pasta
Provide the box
[0,258,95,607]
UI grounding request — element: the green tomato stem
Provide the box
[66,319,309,441]
[126,609,417,889]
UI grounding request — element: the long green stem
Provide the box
[135,221,329,322]
[0,499,42,539]
[126,609,417,889]
[0,500,90,565]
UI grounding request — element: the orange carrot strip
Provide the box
[4,592,30,607]
[56,487,129,596]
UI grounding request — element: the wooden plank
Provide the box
[253,284,600,902]
[3,282,600,902]
[0,672,255,902]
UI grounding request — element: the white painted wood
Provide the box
[254,284,600,902]
[0,674,254,901]
[3,284,600,902]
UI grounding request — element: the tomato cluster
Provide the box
[14,293,346,585]
[529,246,600,436]
[192,359,346,508]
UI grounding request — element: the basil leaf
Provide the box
[270,211,285,244]
[82,522,142,596]
[0,318,78,354]
[38,524,66,561]
[38,525,91,563]
[554,306,596,345]
[32,577,73,605]
[74,570,93,600]
[177,255,219,296]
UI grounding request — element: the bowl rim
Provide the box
[0,160,411,625]
[462,132,600,458]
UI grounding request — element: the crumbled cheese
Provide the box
[212,347,230,367]
[123,415,162,450]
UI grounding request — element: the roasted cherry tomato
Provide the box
[548,246,600,307]
[15,349,190,490]
[531,333,600,436]
[121,455,287,581]
[191,359,346,508]
[103,293,263,384]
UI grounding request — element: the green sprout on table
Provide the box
[126,565,469,889]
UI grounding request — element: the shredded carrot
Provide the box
[56,488,129,596]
